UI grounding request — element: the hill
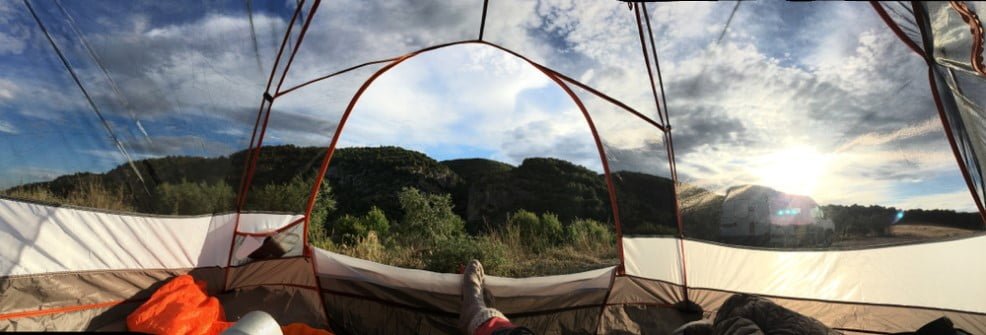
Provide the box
[4,145,980,241]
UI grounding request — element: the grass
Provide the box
[312,221,618,277]
[3,180,134,212]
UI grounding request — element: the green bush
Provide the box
[424,235,507,274]
[363,206,390,236]
[332,206,390,245]
[396,187,464,245]
[153,179,234,215]
[240,176,336,244]
[245,175,314,213]
[333,215,364,245]
[538,212,564,244]
[507,209,563,252]
[566,218,614,249]
[308,181,336,243]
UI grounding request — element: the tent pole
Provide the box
[634,2,689,304]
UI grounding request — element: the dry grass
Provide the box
[889,223,977,239]
[311,224,617,278]
[2,180,133,212]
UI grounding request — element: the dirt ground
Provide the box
[831,223,979,248]
[888,223,976,238]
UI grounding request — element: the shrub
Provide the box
[566,218,614,250]
[308,181,335,243]
[245,175,321,213]
[396,187,464,245]
[350,231,386,262]
[153,179,233,214]
[332,206,390,245]
[507,209,563,252]
[2,186,59,203]
[424,235,507,274]
[538,212,564,244]
[333,215,365,245]
[4,180,135,212]
[241,176,336,243]
[363,206,390,237]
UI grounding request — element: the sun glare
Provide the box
[753,146,830,196]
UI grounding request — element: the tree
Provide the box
[152,179,234,215]
[308,181,336,243]
[566,218,613,249]
[396,187,465,245]
[332,206,390,245]
[506,209,563,252]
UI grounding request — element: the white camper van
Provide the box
[719,185,835,247]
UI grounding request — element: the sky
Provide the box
[0,0,978,212]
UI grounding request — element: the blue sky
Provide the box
[0,1,978,212]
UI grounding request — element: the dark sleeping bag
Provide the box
[670,294,840,335]
[713,294,841,335]
[673,294,971,335]
[891,316,972,335]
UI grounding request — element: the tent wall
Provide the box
[0,268,224,331]
[0,197,234,275]
[221,257,328,329]
[0,197,322,330]
[623,236,986,333]
[313,248,614,334]
[689,288,986,334]
[2,195,985,333]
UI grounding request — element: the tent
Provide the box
[1,0,985,333]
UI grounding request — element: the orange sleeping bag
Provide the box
[127,275,332,335]
[127,275,232,335]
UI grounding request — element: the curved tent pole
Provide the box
[870,1,926,57]
[236,0,324,213]
[276,44,666,132]
[276,58,400,98]
[227,0,333,326]
[227,0,305,288]
[227,0,323,293]
[301,39,641,274]
[234,1,308,211]
[948,1,985,76]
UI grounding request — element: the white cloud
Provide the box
[339,43,595,166]
[836,117,941,152]
[0,120,17,134]
[0,79,15,100]
[0,31,25,55]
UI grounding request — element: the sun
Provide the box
[753,146,831,196]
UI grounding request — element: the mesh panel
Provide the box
[666,1,984,249]
[239,62,386,215]
[0,1,297,214]
[297,44,620,275]
[279,0,484,90]
[922,1,986,216]
[484,0,661,122]
[558,76,674,237]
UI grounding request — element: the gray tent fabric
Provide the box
[878,1,986,216]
